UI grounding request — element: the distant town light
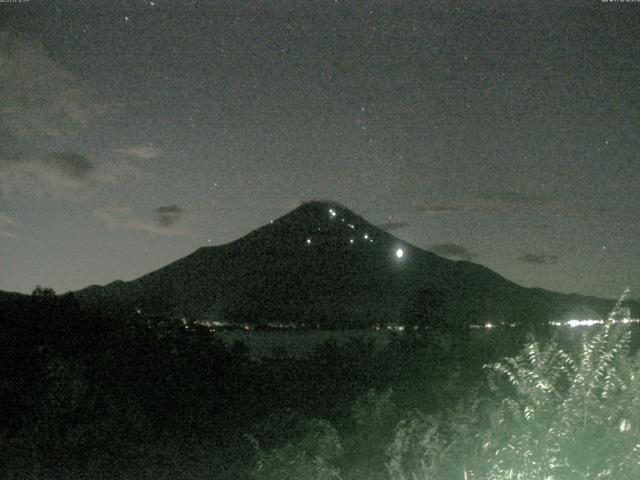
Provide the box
[329,209,337,218]
[395,248,404,258]
[364,233,369,240]
[567,319,603,328]
[306,238,312,245]
[349,238,354,244]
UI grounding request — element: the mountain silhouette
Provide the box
[74,201,621,328]
[0,290,28,306]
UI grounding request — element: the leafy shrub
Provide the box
[389,293,640,479]
[386,400,484,480]
[249,415,343,480]
[479,321,640,479]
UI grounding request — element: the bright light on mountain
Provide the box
[396,248,404,259]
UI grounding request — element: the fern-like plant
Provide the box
[386,290,640,480]
[478,290,640,479]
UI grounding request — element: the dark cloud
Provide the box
[429,243,475,261]
[95,205,189,236]
[475,190,542,206]
[0,31,121,198]
[376,220,409,231]
[416,191,555,215]
[517,254,559,265]
[415,202,465,214]
[0,31,102,142]
[532,224,551,231]
[0,146,104,198]
[43,152,94,180]
[153,205,184,227]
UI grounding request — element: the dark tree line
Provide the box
[2,291,600,479]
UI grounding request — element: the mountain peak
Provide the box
[282,200,358,223]
[235,200,389,253]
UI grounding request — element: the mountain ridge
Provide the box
[73,201,623,327]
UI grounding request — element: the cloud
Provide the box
[114,145,162,160]
[475,190,540,205]
[43,152,95,181]
[416,191,554,215]
[415,202,466,214]
[0,31,108,197]
[532,224,551,231]
[0,31,101,142]
[153,205,184,228]
[475,190,549,209]
[429,243,475,261]
[94,205,189,236]
[0,149,107,199]
[0,130,26,166]
[0,213,16,238]
[517,253,559,265]
[376,220,409,231]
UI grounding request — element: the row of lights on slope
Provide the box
[303,208,405,259]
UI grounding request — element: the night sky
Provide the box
[1,0,639,299]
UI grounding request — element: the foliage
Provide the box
[249,416,344,480]
[386,411,452,480]
[385,398,485,480]
[31,285,56,297]
[386,293,640,480]
[4,290,639,479]
[481,295,638,478]
[477,320,640,479]
[345,389,399,479]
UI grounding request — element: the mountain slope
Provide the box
[74,201,619,327]
[0,289,28,306]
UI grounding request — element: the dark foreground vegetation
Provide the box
[1,293,639,479]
